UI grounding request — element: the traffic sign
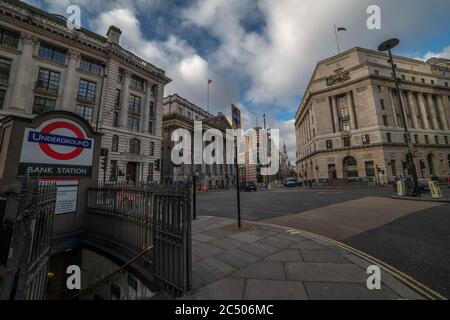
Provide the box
[231,104,242,129]
[19,118,94,177]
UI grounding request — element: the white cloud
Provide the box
[418,46,450,61]
[35,0,450,161]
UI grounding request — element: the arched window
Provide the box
[150,141,155,157]
[112,135,119,152]
[343,156,358,178]
[129,138,141,155]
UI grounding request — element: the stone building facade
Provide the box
[295,47,450,184]
[161,94,235,189]
[0,0,170,183]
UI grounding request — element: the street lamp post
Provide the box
[378,39,421,197]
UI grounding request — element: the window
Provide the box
[129,138,141,154]
[340,120,350,132]
[431,80,435,85]
[362,134,370,145]
[110,160,118,182]
[400,133,406,144]
[445,82,449,87]
[425,135,430,144]
[128,95,141,114]
[149,101,155,118]
[445,136,449,145]
[178,107,183,115]
[80,57,102,75]
[343,137,351,148]
[128,116,140,132]
[113,112,119,127]
[130,76,144,91]
[0,57,12,85]
[0,28,19,49]
[36,68,60,94]
[374,70,379,76]
[401,75,406,81]
[387,133,392,143]
[414,134,419,144]
[148,120,153,134]
[115,89,121,109]
[38,43,66,64]
[343,156,358,178]
[78,79,97,103]
[118,69,124,83]
[380,99,385,110]
[377,86,382,93]
[434,135,439,145]
[112,135,119,152]
[151,84,157,96]
[365,161,375,177]
[75,105,93,122]
[149,141,155,156]
[383,115,389,127]
[0,89,5,109]
[326,140,333,150]
[148,163,154,182]
[187,111,192,119]
[421,78,425,83]
[411,77,416,82]
[32,96,56,114]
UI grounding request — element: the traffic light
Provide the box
[155,159,160,172]
[100,148,109,171]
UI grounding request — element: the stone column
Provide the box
[143,80,152,133]
[417,93,430,129]
[436,95,448,130]
[347,91,357,130]
[10,33,37,113]
[331,96,340,132]
[61,49,80,112]
[426,94,440,130]
[388,88,399,127]
[407,91,420,129]
[119,70,131,128]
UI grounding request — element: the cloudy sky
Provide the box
[27,0,450,161]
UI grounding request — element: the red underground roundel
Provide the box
[38,121,86,161]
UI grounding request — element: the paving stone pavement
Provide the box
[182,216,426,300]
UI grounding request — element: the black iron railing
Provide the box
[86,182,192,296]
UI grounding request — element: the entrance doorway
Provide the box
[343,156,358,179]
[126,162,138,184]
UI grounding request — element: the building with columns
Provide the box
[161,94,235,189]
[295,47,450,185]
[0,0,170,183]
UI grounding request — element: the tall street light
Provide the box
[378,39,421,197]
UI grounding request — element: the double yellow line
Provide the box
[283,227,447,300]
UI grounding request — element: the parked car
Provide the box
[283,178,297,188]
[241,181,258,192]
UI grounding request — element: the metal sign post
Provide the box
[232,104,242,228]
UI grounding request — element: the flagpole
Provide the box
[334,24,340,54]
[207,80,210,114]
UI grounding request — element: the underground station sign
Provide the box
[18,118,94,177]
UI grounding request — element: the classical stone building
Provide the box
[295,47,450,184]
[161,94,235,189]
[0,0,170,183]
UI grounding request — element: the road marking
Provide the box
[282,228,447,300]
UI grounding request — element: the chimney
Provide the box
[107,25,122,45]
